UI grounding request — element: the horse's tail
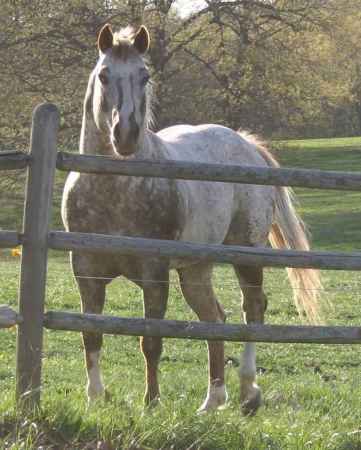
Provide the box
[243,133,323,323]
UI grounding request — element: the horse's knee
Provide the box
[242,292,267,323]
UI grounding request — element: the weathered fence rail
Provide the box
[0,306,23,329]
[44,311,361,344]
[0,231,22,248]
[0,150,30,171]
[57,150,361,191]
[49,230,361,271]
[3,102,361,412]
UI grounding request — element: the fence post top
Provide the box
[32,102,60,121]
[29,103,60,157]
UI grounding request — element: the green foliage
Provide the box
[2,0,361,153]
[2,0,361,201]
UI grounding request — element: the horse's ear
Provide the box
[98,23,113,53]
[133,25,150,54]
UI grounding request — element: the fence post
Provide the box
[16,103,60,411]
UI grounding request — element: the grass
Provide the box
[2,136,361,448]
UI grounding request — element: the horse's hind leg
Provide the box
[178,263,227,413]
[76,276,107,403]
[234,265,267,415]
[140,262,169,407]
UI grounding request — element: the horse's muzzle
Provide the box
[111,120,139,156]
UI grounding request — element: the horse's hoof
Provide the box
[197,401,228,415]
[104,389,112,403]
[197,385,228,414]
[141,398,162,418]
[241,388,262,416]
[196,404,226,415]
[87,386,107,409]
[143,395,161,410]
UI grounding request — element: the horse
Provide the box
[61,23,322,415]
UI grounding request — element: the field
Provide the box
[2,137,361,449]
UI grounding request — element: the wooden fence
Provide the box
[2,102,361,411]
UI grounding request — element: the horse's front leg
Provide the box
[76,276,107,403]
[140,263,169,407]
[178,263,227,413]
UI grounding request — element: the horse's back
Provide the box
[157,124,266,166]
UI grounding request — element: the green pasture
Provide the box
[1,137,361,449]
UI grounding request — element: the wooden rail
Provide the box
[0,306,22,328]
[0,231,22,248]
[44,311,361,344]
[49,231,361,271]
[0,151,30,170]
[57,151,361,191]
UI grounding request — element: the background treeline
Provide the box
[1,0,361,150]
[0,1,360,229]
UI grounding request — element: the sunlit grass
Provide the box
[2,137,361,448]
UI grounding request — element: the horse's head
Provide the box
[92,24,151,156]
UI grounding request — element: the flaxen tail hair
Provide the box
[239,132,323,324]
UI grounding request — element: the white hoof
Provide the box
[197,384,228,413]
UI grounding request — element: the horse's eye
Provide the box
[98,70,109,85]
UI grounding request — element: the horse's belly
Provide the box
[176,181,234,244]
[169,201,232,270]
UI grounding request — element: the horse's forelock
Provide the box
[111,26,140,61]
[114,25,138,42]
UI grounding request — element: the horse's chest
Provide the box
[65,175,180,239]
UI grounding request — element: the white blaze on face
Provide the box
[117,75,135,135]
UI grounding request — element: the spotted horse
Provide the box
[62,23,322,415]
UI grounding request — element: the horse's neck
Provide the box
[142,130,168,160]
[79,112,111,155]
